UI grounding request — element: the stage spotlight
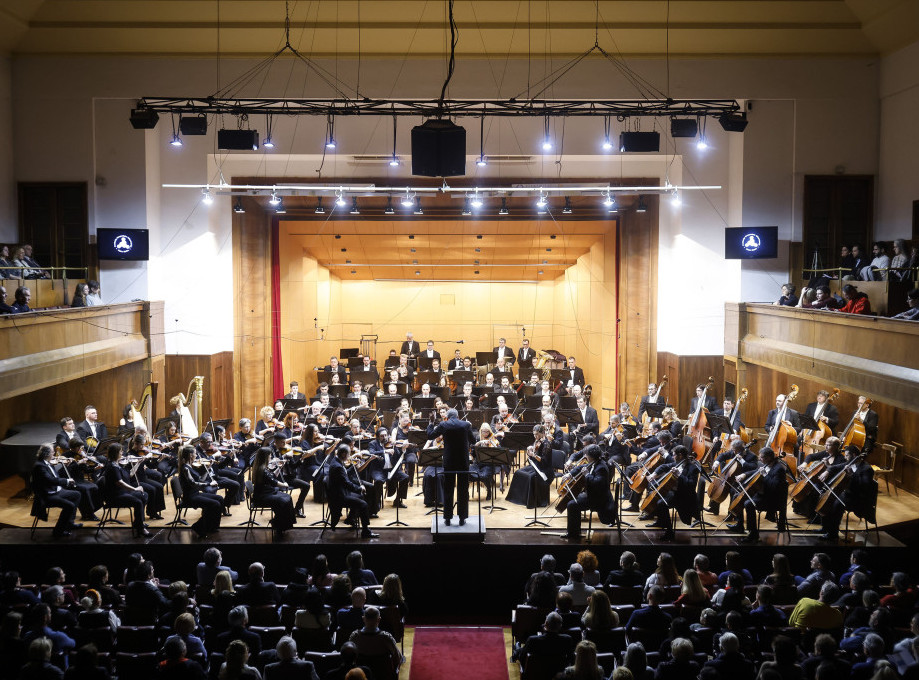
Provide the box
[335,191,347,208]
[670,190,682,208]
[201,188,213,206]
[401,191,415,208]
[269,191,281,206]
[541,116,553,152]
[601,116,613,151]
[470,192,484,209]
[536,193,548,209]
[326,114,337,150]
[170,133,183,147]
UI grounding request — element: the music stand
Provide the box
[315,369,334,385]
[643,401,668,420]
[608,458,633,532]
[797,414,820,431]
[463,410,485,430]
[482,392,519,409]
[448,370,476,387]
[375,396,403,413]
[416,357,435,371]
[352,408,378,429]
[556,408,584,429]
[474,445,513,513]
[476,351,498,367]
[557,396,578,411]
[328,385,348,399]
[383,382,409,397]
[153,416,181,439]
[548,368,570,385]
[418,446,446,522]
[518,384,538,398]
[518,367,540,383]
[520,409,542,423]
[411,397,436,413]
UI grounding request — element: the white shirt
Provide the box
[45,461,62,493]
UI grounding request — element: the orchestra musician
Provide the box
[728,447,789,543]
[125,434,167,519]
[348,381,365,401]
[102,443,151,537]
[493,374,514,396]
[795,436,847,522]
[661,407,683,439]
[327,444,378,538]
[706,437,757,516]
[645,444,700,542]
[426,408,475,525]
[765,394,801,431]
[417,383,432,399]
[397,354,414,382]
[342,433,381,518]
[324,356,348,382]
[255,406,280,437]
[283,381,305,401]
[506,424,554,509]
[251,447,295,533]
[854,395,879,454]
[450,349,465,371]
[818,444,876,542]
[392,412,419,481]
[618,403,637,427]
[313,382,331,402]
[195,433,243,507]
[474,423,501,500]
[421,340,440,361]
[366,427,409,509]
[482,373,496,391]
[562,443,615,540]
[637,383,660,422]
[76,405,108,451]
[599,414,631,467]
[62,439,102,520]
[429,359,446,387]
[177,445,225,538]
[517,338,535,367]
[493,338,516,364]
[330,373,342,386]
[690,385,718,414]
[31,444,84,538]
[564,356,585,391]
[56,417,83,454]
[266,431,309,517]
[712,398,745,439]
[570,395,599,448]
[154,420,183,476]
[535,381,559,409]
[804,390,840,433]
[400,332,420,358]
[233,418,262,467]
[626,431,675,515]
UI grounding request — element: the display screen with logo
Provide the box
[724,226,778,259]
[96,228,150,261]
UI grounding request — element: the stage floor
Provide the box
[1,472,914,548]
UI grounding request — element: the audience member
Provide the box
[797,553,836,599]
[560,563,595,607]
[62,644,108,680]
[19,638,62,680]
[605,551,645,589]
[704,632,755,680]
[344,551,378,587]
[216,606,261,657]
[347,607,403,674]
[218,639,260,680]
[576,550,602,587]
[789,581,843,630]
[237,563,281,608]
[626,586,672,633]
[717,552,753,587]
[197,548,238,586]
[158,637,207,680]
[836,284,871,314]
[262,636,319,680]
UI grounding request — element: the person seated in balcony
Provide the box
[835,284,871,315]
[0,245,15,279]
[774,283,798,306]
[85,280,102,306]
[798,285,840,310]
[21,245,50,279]
[71,283,89,308]
[889,239,909,281]
[11,286,32,313]
[0,285,13,314]
[860,241,890,281]
[892,289,919,321]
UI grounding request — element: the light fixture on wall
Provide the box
[562,196,573,214]
[401,190,415,208]
[384,197,395,215]
[603,190,616,211]
[536,192,548,209]
[670,189,681,208]
[315,197,326,214]
[636,196,648,213]
[275,198,286,214]
[335,190,347,208]
[461,198,472,216]
[470,191,484,209]
[201,187,213,205]
[325,114,337,150]
[476,115,487,167]
[233,198,245,214]
[498,198,509,216]
[349,197,361,215]
[269,190,281,206]
[263,114,275,149]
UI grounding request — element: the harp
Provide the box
[130,382,157,433]
[172,376,204,438]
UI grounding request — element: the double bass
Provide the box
[688,377,715,461]
[721,388,751,446]
[641,376,668,428]
[840,398,872,451]
[764,385,799,475]
[801,388,840,457]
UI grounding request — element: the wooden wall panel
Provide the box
[164,352,234,424]
[653,352,726,418]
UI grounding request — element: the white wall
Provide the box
[0,56,13,241]
[8,53,883,356]
[878,40,919,240]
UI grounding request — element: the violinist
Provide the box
[795,436,846,523]
[125,433,166,519]
[177,445,225,538]
[392,412,419,481]
[102,443,150,537]
[729,447,788,543]
[332,410,349,428]
[706,437,757,516]
[305,401,327,424]
[327,443,377,538]
[233,418,262,467]
[300,422,332,476]
[63,438,102,521]
[818,444,875,542]
[475,423,501,500]
[599,414,631,467]
[618,403,637,427]
[541,407,570,457]
[343,434,381,518]
[251,446,296,533]
[154,420,183,476]
[255,406,279,437]
[280,412,304,443]
[196,433,243,507]
[644,444,699,542]
[266,431,310,518]
[854,396,879,454]
[562,443,615,540]
[505,424,554,509]
[32,444,84,538]
[367,427,409,509]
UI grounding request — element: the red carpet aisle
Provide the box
[409,626,510,680]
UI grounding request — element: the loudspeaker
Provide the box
[217,129,259,150]
[179,116,208,136]
[619,131,660,153]
[719,113,749,132]
[411,119,466,177]
[670,118,698,138]
[129,108,159,130]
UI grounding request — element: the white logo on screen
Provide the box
[742,233,761,252]
[113,235,133,254]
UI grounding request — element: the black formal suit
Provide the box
[30,461,81,534]
[765,407,801,431]
[820,458,875,538]
[574,406,599,438]
[400,340,420,357]
[420,349,440,361]
[76,420,108,447]
[690,396,717,414]
[637,395,662,422]
[520,631,575,668]
[565,366,585,388]
[179,464,224,536]
[238,580,281,608]
[565,457,615,536]
[327,456,370,530]
[712,408,745,437]
[216,625,262,656]
[653,460,700,531]
[625,604,672,632]
[736,462,789,536]
[101,461,147,532]
[367,439,409,502]
[283,392,306,401]
[125,579,170,614]
[858,409,879,453]
[323,364,348,381]
[55,431,82,452]
[804,401,840,432]
[517,346,535,367]
[493,345,516,363]
[264,659,319,680]
[449,357,465,370]
[599,429,630,467]
[426,417,474,521]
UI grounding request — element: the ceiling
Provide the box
[1,1,917,58]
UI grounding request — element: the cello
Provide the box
[639,466,679,513]
[815,452,867,516]
[688,377,715,461]
[707,448,747,505]
[764,385,799,476]
[840,398,872,451]
[801,388,840,457]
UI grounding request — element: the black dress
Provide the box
[179,464,224,536]
[254,468,296,532]
[506,439,554,508]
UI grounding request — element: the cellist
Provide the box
[765,394,801,431]
[727,447,788,543]
[794,436,846,523]
[854,396,879,454]
[644,444,699,542]
[626,430,675,516]
[817,444,875,542]
[561,443,615,540]
[705,436,757,516]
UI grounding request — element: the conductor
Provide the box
[426,408,474,526]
